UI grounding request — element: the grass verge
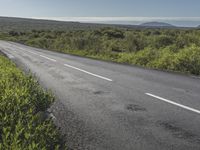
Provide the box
[0,55,64,149]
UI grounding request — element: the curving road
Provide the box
[0,40,200,150]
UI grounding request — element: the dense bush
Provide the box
[0,56,63,149]
[125,33,146,52]
[153,35,174,49]
[175,45,200,75]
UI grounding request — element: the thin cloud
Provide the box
[33,17,200,22]
[31,17,200,27]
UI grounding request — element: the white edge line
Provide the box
[64,64,113,82]
[39,55,57,62]
[145,93,200,114]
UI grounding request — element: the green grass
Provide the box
[0,55,64,149]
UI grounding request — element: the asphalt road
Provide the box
[1,40,200,150]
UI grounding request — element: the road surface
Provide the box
[0,40,200,150]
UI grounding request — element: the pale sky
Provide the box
[1,0,200,27]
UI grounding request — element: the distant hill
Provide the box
[0,16,181,32]
[140,22,175,28]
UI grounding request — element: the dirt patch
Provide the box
[125,104,146,112]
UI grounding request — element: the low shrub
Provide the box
[0,56,63,149]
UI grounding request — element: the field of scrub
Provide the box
[0,55,64,149]
[1,28,200,75]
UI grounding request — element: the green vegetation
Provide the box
[0,17,129,32]
[0,55,64,149]
[1,23,200,75]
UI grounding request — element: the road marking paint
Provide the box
[16,47,57,62]
[145,93,200,114]
[28,51,38,55]
[8,45,112,81]
[64,64,113,81]
[15,46,57,62]
[39,55,57,62]
[15,46,39,55]
[15,47,27,52]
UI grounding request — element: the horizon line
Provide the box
[1,16,200,27]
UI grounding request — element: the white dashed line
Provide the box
[16,47,56,62]
[146,93,200,114]
[8,45,112,81]
[15,46,39,55]
[64,64,113,81]
[39,55,57,62]
[28,51,38,55]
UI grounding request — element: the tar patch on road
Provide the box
[125,104,147,112]
[158,121,200,144]
[93,90,104,95]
